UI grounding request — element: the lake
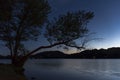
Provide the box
[23,59,120,80]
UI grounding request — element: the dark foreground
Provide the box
[0,64,26,80]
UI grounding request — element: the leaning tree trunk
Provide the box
[11,55,29,74]
[11,41,71,67]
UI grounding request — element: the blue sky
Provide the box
[48,0,120,49]
[1,0,120,55]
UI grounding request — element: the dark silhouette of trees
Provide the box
[45,11,94,49]
[0,0,51,67]
[30,47,120,59]
[70,47,120,59]
[0,0,94,67]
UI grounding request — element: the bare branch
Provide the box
[25,39,74,57]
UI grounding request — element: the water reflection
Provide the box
[24,59,120,80]
[76,59,120,73]
[35,59,63,69]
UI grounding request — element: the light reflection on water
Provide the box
[24,59,120,80]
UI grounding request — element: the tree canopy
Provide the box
[0,0,94,67]
[45,11,94,49]
[0,0,51,56]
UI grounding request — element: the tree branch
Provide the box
[25,40,73,57]
[14,9,28,56]
[65,44,85,50]
[19,41,70,63]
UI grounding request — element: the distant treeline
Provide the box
[1,47,120,59]
[31,47,120,59]
[70,47,120,59]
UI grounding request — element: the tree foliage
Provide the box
[45,11,94,49]
[0,0,94,67]
[0,0,51,56]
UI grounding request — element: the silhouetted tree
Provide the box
[0,0,51,67]
[0,0,94,67]
[45,11,94,50]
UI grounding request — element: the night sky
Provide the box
[1,0,120,55]
[48,0,120,49]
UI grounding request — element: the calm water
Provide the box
[23,59,120,80]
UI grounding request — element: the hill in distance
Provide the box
[32,51,69,59]
[31,47,120,59]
